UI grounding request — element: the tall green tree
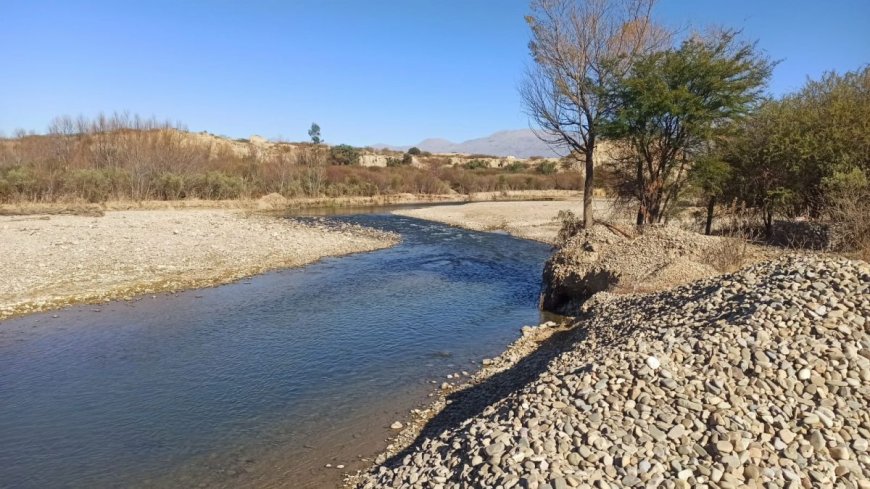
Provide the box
[604,30,774,225]
[521,0,669,228]
[308,123,321,144]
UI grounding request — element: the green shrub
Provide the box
[3,166,39,196]
[407,147,422,155]
[504,161,526,172]
[155,172,186,200]
[463,159,489,170]
[538,161,558,175]
[329,144,361,166]
[69,168,114,202]
[387,154,413,167]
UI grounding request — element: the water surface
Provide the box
[0,211,551,488]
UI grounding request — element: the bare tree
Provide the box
[299,146,326,196]
[521,0,668,227]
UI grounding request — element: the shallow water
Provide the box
[0,211,551,488]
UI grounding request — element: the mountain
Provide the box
[374,129,565,159]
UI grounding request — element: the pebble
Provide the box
[354,256,870,489]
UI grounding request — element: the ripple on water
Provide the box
[0,212,550,489]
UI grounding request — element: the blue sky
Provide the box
[1,0,867,146]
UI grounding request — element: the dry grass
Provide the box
[827,186,870,261]
[1,117,582,204]
[0,202,105,216]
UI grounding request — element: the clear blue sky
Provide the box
[1,0,867,146]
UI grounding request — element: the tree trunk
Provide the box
[583,144,595,228]
[705,196,715,235]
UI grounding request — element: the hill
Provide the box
[376,129,566,158]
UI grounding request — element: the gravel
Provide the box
[392,198,615,244]
[0,209,397,319]
[354,255,870,488]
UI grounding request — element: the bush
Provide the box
[69,168,115,202]
[504,161,526,172]
[407,147,422,155]
[155,172,186,200]
[189,171,246,199]
[463,159,489,170]
[328,144,361,166]
[538,161,558,175]
[3,167,39,198]
[386,153,413,167]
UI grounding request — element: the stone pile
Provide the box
[357,255,869,488]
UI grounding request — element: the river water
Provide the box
[0,210,552,488]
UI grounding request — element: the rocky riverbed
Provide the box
[0,209,397,320]
[354,255,869,488]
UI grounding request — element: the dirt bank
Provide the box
[540,223,772,315]
[0,209,397,320]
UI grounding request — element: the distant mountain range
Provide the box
[373,129,566,159]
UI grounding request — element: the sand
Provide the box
[393,198,619,243]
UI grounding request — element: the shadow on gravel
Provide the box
[380,325,587,469]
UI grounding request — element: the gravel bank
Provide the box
[0,209,397,320]
[393,199,617,244]
[355,255,870,488]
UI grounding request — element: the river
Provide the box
[0,210,552,488]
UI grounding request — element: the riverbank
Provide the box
[392,198,619,244]
[353,255,870,488]
[0,190,583,216]
[0,209,398,320]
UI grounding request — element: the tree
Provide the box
[521,0,669,228]
[308,123,321,144]
[689,155,731,234]
[407,147,422,155]
[722,66,869,234]
[603,30,773,225]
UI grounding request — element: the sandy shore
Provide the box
[0,209,397,320]
[393,198,619,243]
